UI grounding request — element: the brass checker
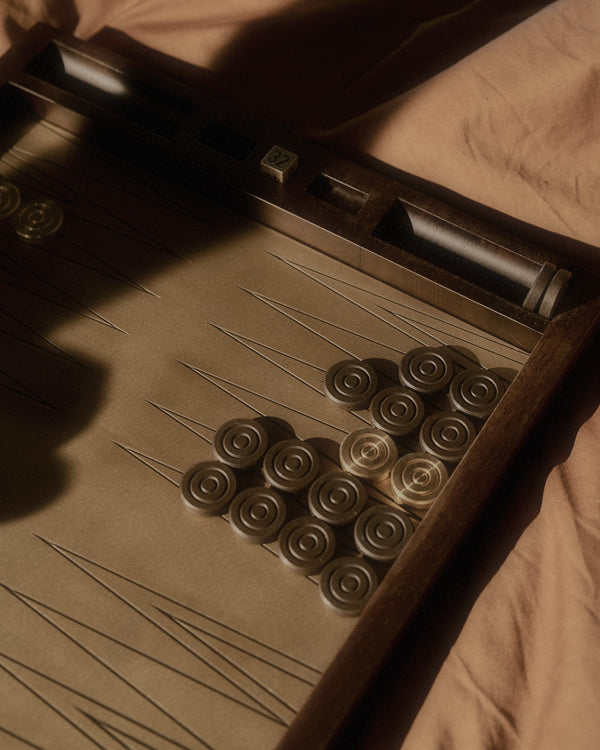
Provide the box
[180,461,237,515]
[319,556,378,616]
[12,198,63,243]
[339,428,398,481]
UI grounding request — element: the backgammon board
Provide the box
[1,27,598,750]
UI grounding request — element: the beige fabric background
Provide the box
[2,2,599,748]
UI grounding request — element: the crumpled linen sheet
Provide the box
[2,2,599,748]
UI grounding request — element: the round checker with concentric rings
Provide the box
[390,452,448,510]
[229,487,287,544]
[339,427,398,481]
[398,347,454,394]
[324,359,378,411]
[449,368,506,419]
[278,517,336,575]
[180,461,237,516]
[354,505,413,562]
[319,556,378,616]
[419,410,476,463]
[262,438,319,493]
[0,179,21,220]
[12,198,63,244]
[308,471,366,526]
[370,386,425,436]
[213,418,269,469]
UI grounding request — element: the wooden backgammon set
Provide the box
[1,25,599,750]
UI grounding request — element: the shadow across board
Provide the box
[1,0,552,522]
[0,102,257,520]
